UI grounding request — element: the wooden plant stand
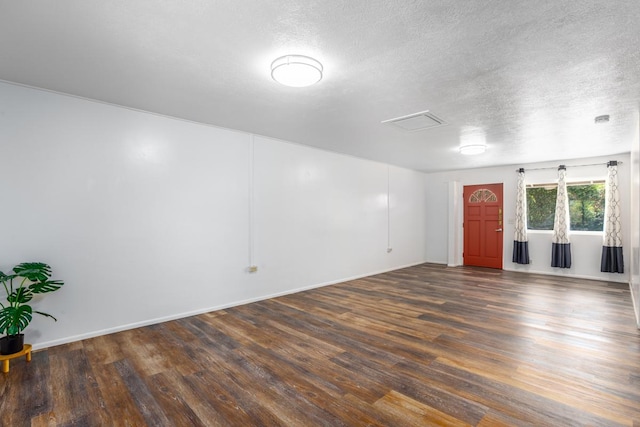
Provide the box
[0,344,32,373]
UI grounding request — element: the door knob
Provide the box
[495,228,503,232]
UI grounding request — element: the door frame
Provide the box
[463,183,504,269]
[447,181,505,268]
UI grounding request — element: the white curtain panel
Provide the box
[512,168,530,264]
[601,161,624,273]
[551,166,571,268]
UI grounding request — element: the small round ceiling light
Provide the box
[271,55,323,87]
[594,114,610,124]
[459,144,486,155]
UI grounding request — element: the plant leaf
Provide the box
[0,305,32,335]
[13,262,52,282]
[0,272,16,283]
[7,287,33,304]
[30,280,64,294]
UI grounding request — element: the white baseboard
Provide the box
[33,260,428,351]
[502,266,629,284]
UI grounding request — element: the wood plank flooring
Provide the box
[1,263,639,426]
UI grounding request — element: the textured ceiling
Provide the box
[1,1,639,172]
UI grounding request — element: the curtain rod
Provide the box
[515,161,622,173]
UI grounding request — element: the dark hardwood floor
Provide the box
[1,263,639,426]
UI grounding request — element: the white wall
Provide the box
[252,136,427,295]
[425,155,631,283]
[0,81,428,349]
[425,180,448,264]
[630,115,640,327]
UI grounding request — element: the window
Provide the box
[526,186,556,230]
[526,182,605,231]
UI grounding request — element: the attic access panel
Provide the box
[381,111,447,132]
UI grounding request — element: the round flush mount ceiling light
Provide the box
[271,55,323,87]
[459,144,487,155]
[458,126,487,155]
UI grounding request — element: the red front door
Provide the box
[463,183,504,269]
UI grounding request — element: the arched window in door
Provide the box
[469,188,497,203]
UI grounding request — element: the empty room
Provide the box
[1,1,639,426]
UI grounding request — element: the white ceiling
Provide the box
[1,1,638,172]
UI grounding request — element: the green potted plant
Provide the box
[0,262,64,355]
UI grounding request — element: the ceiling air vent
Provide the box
[381,110,447,132]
